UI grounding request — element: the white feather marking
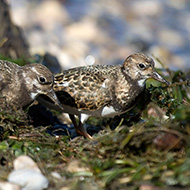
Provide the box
[80,114,90,123]
[30,89,41,99]
[25,77,32,85]
[101,106,117,117]
[101,82,106,88]
[138,79,146,87]
[73,91,77,95]
[61,82,70,87]
[101,79,109,89]
[30,92,38,100]
[31,67,40,75]
[22,72,26,78]
[22,72,31,85]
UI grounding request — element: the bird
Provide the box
[0,60,61,110]
[45,53,169,139]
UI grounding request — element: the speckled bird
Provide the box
[0,60,61,109]
[51,53,169,139]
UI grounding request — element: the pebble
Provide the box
[66,159,90,173]
[0,182,20,190]
[51,171,62,180]
[7,155,48,190]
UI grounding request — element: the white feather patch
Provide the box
[30,92,38,100]
[80,114,90,123]
[61,82,70,87]
[138,79,146,87]
[101,79,109,89]
[101,82,106,88]
[101,106,117,117]
[31,67,40,75]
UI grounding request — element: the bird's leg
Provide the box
[69,114,92,139]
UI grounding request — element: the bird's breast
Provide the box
[111,77,145,112]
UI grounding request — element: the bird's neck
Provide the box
[16,69,35,107]
[110,68,146,112]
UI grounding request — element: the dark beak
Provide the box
[37,90,63,111]
[152,70,170,85]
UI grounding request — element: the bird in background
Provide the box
[0,60,62,110]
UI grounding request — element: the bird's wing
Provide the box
[54,65,118,110]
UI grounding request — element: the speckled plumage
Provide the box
[53,53,169,139]
[54,65,116,111]
[0,60,61,109]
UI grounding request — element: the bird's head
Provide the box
[22,63,62,108]
[122,53,169,87]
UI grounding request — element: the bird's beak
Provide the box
[151,70,170,85]
[37,90,63,111]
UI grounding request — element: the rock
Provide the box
[153,131,185,150]
[0,182,20,190]
[8,155,48,190]
[158,29,185,49]
[12,155,41,172]
[8,170,48,190]
[66,159,90,173]
[131,0,162,17]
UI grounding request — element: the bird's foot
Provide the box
[76,127,93,139]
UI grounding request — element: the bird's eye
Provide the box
[138,63,146,70]
[38,76,47,84]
